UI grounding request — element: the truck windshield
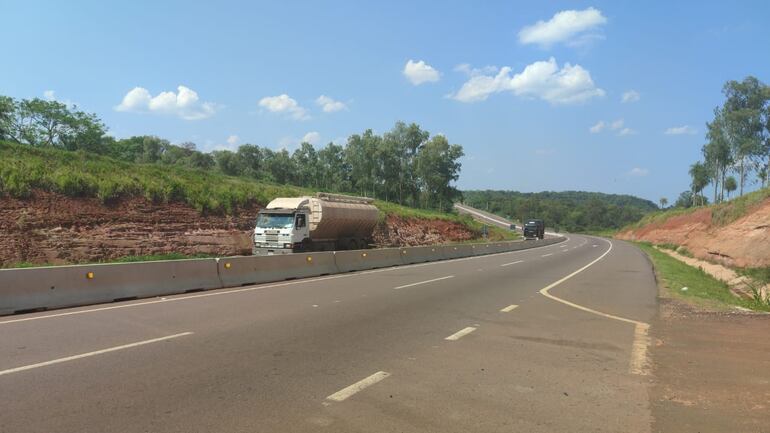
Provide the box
[256,213,295,229]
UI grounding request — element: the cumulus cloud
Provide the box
[618,127,637,136]
[302,131,321,145]
[518,7,607,48]
[627,167,649,176]
[115,85,217,120]
[226,135,240,146]
[589,121,606,133]
[43,90,56,101]
[403,59,440,85]
[454,63,498,76]
[451,58,604,104]
[258,94,309,120]
[315,95,347,113]
[621,90,640,103]
[665,125,697,135]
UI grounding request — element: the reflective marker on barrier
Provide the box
[224,262,232,269]
[362,252,367,257]
[307,256,313,263]
[86,272,94,280]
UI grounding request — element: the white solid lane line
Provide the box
[394,275,454,290]
[500,260,524,267]
[445,326,477,341]
[541,253,553,257]
[500,304,518,313]
[0,332,193,377]
[326,371,391,402]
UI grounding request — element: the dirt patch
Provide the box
[0,191,481,266]
[650,298,770,432]
[372,215,477,247]
[617,197,770,268]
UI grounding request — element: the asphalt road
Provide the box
[0,235,658,433]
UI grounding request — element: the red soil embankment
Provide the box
[616,198,770,268]
[0,191,479,266]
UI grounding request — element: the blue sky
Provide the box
[2,1,769,203]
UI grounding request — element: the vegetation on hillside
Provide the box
[0,95,464,211]
[461,190,657,232]
[625,186,769,231]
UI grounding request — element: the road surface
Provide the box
[0,235,659,432]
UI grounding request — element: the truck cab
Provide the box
[523,219,545,240]
[253,209,310,255]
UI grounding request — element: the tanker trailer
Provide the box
[252,193,378,255]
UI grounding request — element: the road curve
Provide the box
[0,235,658,433]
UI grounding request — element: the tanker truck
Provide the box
[252,193,379,255]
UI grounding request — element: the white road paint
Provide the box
[394,275,454,290]
[325,371,390,402]
[500,304,519,313]
[445,326,477,341]
[500,260,524,267]
[0,237,569,327]
[0,332,193,377]
[541,253,553,257]
[537,239,651,375]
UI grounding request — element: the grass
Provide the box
[635,242,770,312]
[623,186,770,232]
[736,266,770,285]
[0,140,307,214]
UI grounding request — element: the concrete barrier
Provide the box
[0,258,221,316]
[0,236,568,316]
[334,248,403,273]
[217,252,338,287]
[399,246,444,265]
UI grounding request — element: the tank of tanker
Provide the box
[306,193,378,241]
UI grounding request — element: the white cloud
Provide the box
[403,59,440,85]
[627,167,649,176]
[43,90,56,101]
[621,90,640,103]
[258,94,309,120]
[665,125,697,135]
[115,85,217,120]
[589,121,606,133]
[315,95,347,113]
[302,131,321,145]
[610,119,625,130]
[618,127,637,136]
[226,135,240,146]
[451,57,604,104]
[454,63,498,76]
[518,7,607,48]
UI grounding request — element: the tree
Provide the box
[675,190,694,208]
[703,107,733,203]
[659,197,668,209]
[688,161,710,206]
[724,176,737,199]
[721,77,767,196]
[415,135,464,211]
[292,142,320,188]
[0,96,15,140]
[212,150,242,176]
[317,142,350,192]
[236,144,265,179]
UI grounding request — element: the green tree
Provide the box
[292,142,320,188]
[212,150,242,176]
[721,77,767,196]
[236,144,265,179]
[0,96,16,140]
[659,197,668,208]
[724,176,737,199]
[415,135,464,211]
[263,148,295,184]
[317,142,350,192]
[345,130,380,198]
[689,161,710,206]
[703,107,733,202]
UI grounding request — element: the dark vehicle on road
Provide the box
[523,219,545,240]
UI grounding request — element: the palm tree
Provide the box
[724,176,737,199]
[659,197,668,209]
[689,161,710,206]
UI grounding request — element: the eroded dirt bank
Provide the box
[616,197,770,268]
[0,191,479,266]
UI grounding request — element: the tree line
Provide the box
[682,76,770,208]
[0,95,464,211]
[462,190,657,232]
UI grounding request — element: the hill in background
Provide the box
[462,190,658,232]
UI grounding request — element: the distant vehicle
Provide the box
[253,193,378,255]
[509,224,516,230]
[523,219,545,240]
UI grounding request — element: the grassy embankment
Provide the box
[635,242,770,312]
[0,141,517,268]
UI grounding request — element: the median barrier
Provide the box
[0,258,221,316]
[441,244,474,260]
[217,252,338,287]
[399,246,444,265]
[334,248,403,273]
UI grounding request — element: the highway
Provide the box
[0,235,658,433]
